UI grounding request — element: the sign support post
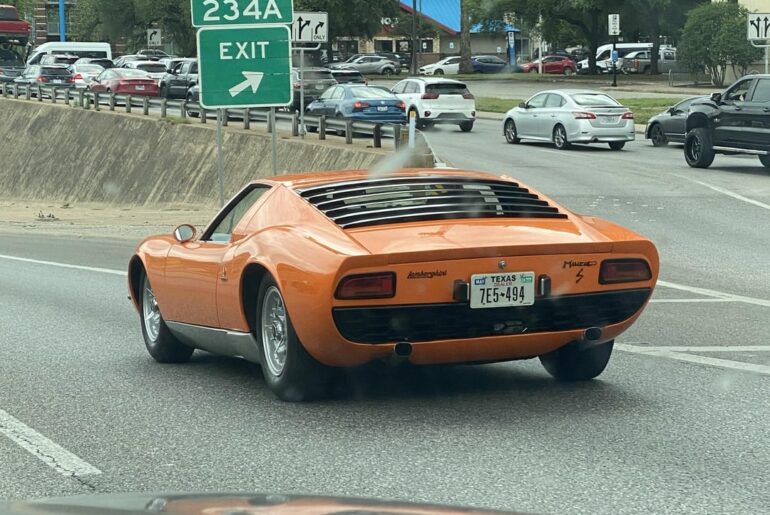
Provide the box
[216,109,225,207]
[270,108,278,175]
[608,14,621,87]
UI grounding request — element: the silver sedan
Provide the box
[502,89,635,150]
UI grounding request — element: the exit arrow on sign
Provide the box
[229,72,264,97]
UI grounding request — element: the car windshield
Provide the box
[0,6,17,19]
[301,70,334,81]
[570,93,620,106]
[41,67,71,76]
[136,63,166,73]
[348,86,395,99]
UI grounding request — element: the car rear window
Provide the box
[570,93,620,106]
[0,7,18,20]
[348,86,395,99]
[426,83,469,95]
[137,64,167,73]
[76,65,103,74]
[303,70,334,81]
[41,67,71,76]
[116,69,149,77]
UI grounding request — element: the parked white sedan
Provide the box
[418,57,461,76]
[502,90,635,150]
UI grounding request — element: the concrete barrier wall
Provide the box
[0,100,389,207]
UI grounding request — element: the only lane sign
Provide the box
[191,0,294,27]
[197,25,292,109]
[747,13,770,40]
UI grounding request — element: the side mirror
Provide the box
[173,224,197,243]
[710,92,722,103]
[667,107,676,114]
[518,102,528,109]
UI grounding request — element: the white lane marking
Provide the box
[617,344,770,377]
[620,345,770,353]
[657,280,770,308]
[649,298,739,304]
[676,175,770,211]
[0,254,126,276]
[0,408,102,476]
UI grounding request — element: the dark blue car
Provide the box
[472,55,509,73]
[306,84,406,125]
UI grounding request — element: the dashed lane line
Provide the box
[0,254,126,276]
[0,408,102,477]
[657,280,770,308]
[675,175,770,212]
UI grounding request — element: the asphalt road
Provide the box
[1,120,769,514]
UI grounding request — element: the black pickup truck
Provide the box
[684,75,770,169]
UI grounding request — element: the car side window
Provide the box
[404,81,419,94]
[674,98,694,113]
[332,87,345,100]
[319,87,335,100]
[527,93,548,108]
[724,79,753,103]
[191,63,198,74]
[749,79,770,103]
[391,81,406,94]
[203,186,271,242]
[544,94,565,108]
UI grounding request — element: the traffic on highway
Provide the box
[1,1,769,514]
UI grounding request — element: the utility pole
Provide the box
[411,0,417,75]
[59,0,66,42]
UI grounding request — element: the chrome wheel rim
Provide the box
[142,279,161,342]
[688,136,701,161]
[261,286,288,377]
[505,120,516,142]
[555,127,566,147]
[652,126,665,145]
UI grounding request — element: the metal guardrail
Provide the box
[0,83,403,149]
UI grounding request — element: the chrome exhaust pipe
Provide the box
[384,342,413,366]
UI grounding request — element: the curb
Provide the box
[476,111,647,135]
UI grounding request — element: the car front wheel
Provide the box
[759,154,770,168]
[684,127,715,168]
[257,276,332,402]
[650,123,668,147]
[540,340,614,381]
[553,124,571,150]
[504,119,520,144]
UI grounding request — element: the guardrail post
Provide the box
[24,85,30,101]
[109,92,115,111]
[160,98,167,118]
[76,89,83,107]
[291,112,299,137]
[1,85,6,99]
[125,95,132,113]
[13,85,19,99]
[64,88,70,105]
[142,96,149,115]
[345,121,354,144]
[242,108,250,129]
[393,124,402,149]
[51,88,58,104]
[84,93,91,110]
[200,108,207,123]
[373,124,382,148]
[319,116,326,140]
[94,92,100,111]
[180,101,187,119]
[37,86,43,101]
[222,109,228,127]
[266,111,273,133]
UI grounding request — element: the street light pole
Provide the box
[59,0,66,42]
[411,0,417,75]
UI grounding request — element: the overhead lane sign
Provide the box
[191,0,294,27]
[292,11,328,43]
[197,25,292,109]
[747,13,770,40]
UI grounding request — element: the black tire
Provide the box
[382,68,394,76]
[540,340,614,381]
[459,121,474,132]
[186,95,199,118]
[564,68,574,76]
[759,155,770,168]
[159,84,168,98]
[504,118,520,144]
[306,124,318,133]
[649,123,668,147]
[684,127,715,168]
[609,141,626,151]
[435,69,444,75]
[139,273,194,364]
[256,275,331,402]
[553,124,571,150]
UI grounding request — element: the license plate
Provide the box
[315,84,324,90]
[470,272,535,309]
[136,85,145,90]
[52,80,62,84]
[601,116,619,124]
[378,106,388,112]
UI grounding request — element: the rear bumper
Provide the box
[568,120,636,143]
[422,111,476,124]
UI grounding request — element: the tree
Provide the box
[460,0,473,73]
[679,2,763,86]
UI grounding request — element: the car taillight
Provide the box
[573,111,597,119]
[353,101,370,110]
[73,73,83,80]
[421,92,439,100]
[37,76,48,83]
[396,101,405,110]
[335,273,396,299]
[462,90,474,99]
[622,112,634,119]
[599,259,652,284]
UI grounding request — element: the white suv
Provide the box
[391,77,476,132]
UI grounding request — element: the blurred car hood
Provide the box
[0,493,527,514]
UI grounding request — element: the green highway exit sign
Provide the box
[197,25,292,109]
[191,0,294,27]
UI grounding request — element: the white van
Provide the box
[577,43,674,73]
[27,42,112,65]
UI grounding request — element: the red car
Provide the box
[0,4,31,45]
[88,68,160,96]
[521,56,578,76]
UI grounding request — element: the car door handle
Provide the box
[734,106,742,111]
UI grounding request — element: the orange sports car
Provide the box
[128,169,659,401]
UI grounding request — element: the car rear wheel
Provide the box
[459,121,474,132]
[760,155,770,168]
[564,68,573,76]
[504,119,520,144]
[383,68,394,76]
[684,127,715,168]
[650,123,668,147]
[540,340,614,381]
[609,141,626,151]
[553,125,571,150]
[257,275,331,402]
[186,94,199,118]
[140,273,194,363]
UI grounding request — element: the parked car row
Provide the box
[418,55,512,75]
